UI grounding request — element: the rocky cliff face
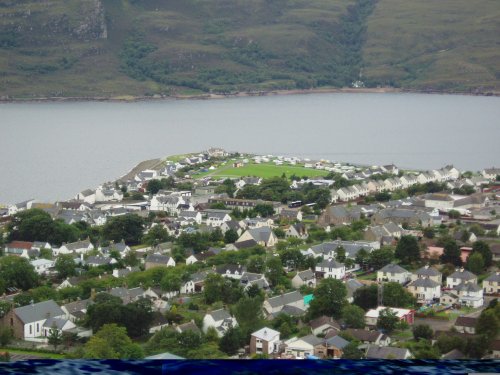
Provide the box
[73,0,107,40]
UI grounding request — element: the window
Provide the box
[29,325,32,335]
[36,323,39,332]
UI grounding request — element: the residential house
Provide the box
[440,291,460,306]
[483,272,500,295]
[318,205,362,227]
[61,299,93,322]
[150,194,192,215]
[4,241,34,258]
[377,264,411,284]
[280,209,303,222]
[145,254,176,270]
[236,227,278,248]
[455,282,484,308]
[2,300,65,340]
[178,210,203,225]
[365,306,414,327]
[239,272,270,291]
[406,277,441,303]
[54,239,94,256]
[372,208,432,228]
[366,345,411,359]
[220,220,244,236]
[181,271,212,294]
[446,269,477,288]
[455,316,477,334]
[411,265,442,284]
[85,256,116,268]
[208,197,280,213]
[345,329,391,347]
[263,291,305,317]
[75,190,96,204]
[30,259,55,275]
[291,270,316,289]
[346,279,364,303]
[42,317,78,338]
[285,335,323,359]
[95,187,123,202]
[175,320,201,336]
[315,258,346,280]
[250,327,281,356]
[202,308,238,337]
[215,264,246,280]
[309,316,341,336]
[320,335,350,359]
[56,276,84,290]
[206,211,232,227]
[285,223,308,240]
[108,287,146,305]
[186,251,216,265]
[364,223,402,243]
[482,168,500,180]
[337,186,360,202]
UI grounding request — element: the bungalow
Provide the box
[365,306,414,327]
[483,272,500,295]
[345,328,390,347]
[54,239,94,256]
[220,220,244,236]
[455,316,477,335]
[377,264,411,284]
[241,217,274,229]
[366,345,411,359]
[30,259,55,275]
[250,327,281,356]
[309,316,341,336]
[236,227,278,248]
[2,300,65,340]
[285,334,323,359]
[292,270,316,289]
[85,256,117,267]
[145,254,176,270]
[100,240,131,257]
[202,308,238,337]
[315,258,345,280]
[4,241,34,258]
[406,277,441,303]
[263,291,305,317]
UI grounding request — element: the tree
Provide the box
[0,256,38,291]
[476,308,499,341]
[233,296,264,336]
[279,248,304,270]
[342,305,365,328]
[382,282,416,308]
[123,250,140,267]
[219,327,245,355]
[309,278,347,319]
[353,285,378,310]
[224,229,239,244]
[368,247,394,270]
[336,246,346,263]
[84,324,144,359]
[395,235,420,264]
[465,252,484,274]
[412,324,433,341]
[48,325,63,350]
[102,214,144,245]
[342,342,364,359]
[471,241,492,268]
[448,210,461,219]
[143,225,170,246]
[146,179,162,195]
[436,334,465,354]
[376,308,399,333]
[55,254,77,279]
[0,326,12,346]
[254,204,275,218]
[265,257,284,287]
[247,255,266,273]
[440,239,462,266]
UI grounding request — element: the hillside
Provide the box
[0,0,499,99]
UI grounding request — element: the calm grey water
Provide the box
[1,92,500,204]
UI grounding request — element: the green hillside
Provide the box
[0,0,498,99]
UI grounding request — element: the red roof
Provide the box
[6,241,34,250]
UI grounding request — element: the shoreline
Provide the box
[1,87,499,104]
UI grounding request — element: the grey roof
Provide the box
[86,256,111,266]
[43,317,70,330]
[346,279,364,297]
[366,345,409,359]
[379,263,409,274]
[325,335,349,349]
[449,269,476,280]
[296,269,315,281]
[179,211,199,218]
[317,258,344,269]
[408,278,440,288]
[267,291,303,308]
[485,273,500,282]
[299,334,323,346]
[240,272,265,283]
[274,305,306,317]
[207,211,230,219]
[177,321,201,334]
[190,270,212,283]
[455,282,481,293]
[345,329,382,343]
[146,254,173,265]
[442,349,465,359]
[216,264,246,275]
[208,308,232,322]
[145,352,184,360]
[415,266,441,277]
[15,300,64,324]
[234,239,259,249]
[63,239,92,251]
[63,299,93,314]
[247,227,274,243]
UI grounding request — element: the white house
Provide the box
[483,272,500,294]
[315,258,345,280]
[411,265,442,284]
[377,264,411,284]
[30,259,55,275]
[75,189,96,204]
[446,269,477,288]
[365,306,414,327]
[179,210,203,225]
[54,239,94,256]
[11,300,65,340]
[42,317,77,338]
[456,282,483,308]
[406,277,441,303]
[202,308,238,337]
[284,335,322,359]
[292,269,316,289]
[250,327,281,355]
[95,187,123,202]
[206,211,232,227]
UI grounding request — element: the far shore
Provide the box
[1,86,499,104]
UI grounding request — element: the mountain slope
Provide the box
[0,0,498,99]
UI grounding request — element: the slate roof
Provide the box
[275,305,306,317]
[442,349,465,359]
[309,316,340,331]
[146,254,173,265]
[408,278,440,288]
[366,345,409,359]
[247,227,275,243]
[15,300,64,324]
[325,335,349,349]
[145,352,184,360]
[252,327,280,341]
[317,258,344,269]
[297,334,323,347]
[415,266,441,277]
[63,239,91,251]
[43,317,70,330]
[267,291,303,308]
[208,308,232,322]
[484,273,500,282]
[216,264,246,275]
[296,269,315,281]
[449,269,477,281]
[455,316,477,328]
[455,282,482,293]
[176,321,201,335]
[63,299,93,314]
[234,239,259,249]
[345,329,382,343]
[379,263,409,274]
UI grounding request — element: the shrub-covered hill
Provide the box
[0,0,499,99]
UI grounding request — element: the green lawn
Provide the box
[0,348,66,359]
[202,162,330,180]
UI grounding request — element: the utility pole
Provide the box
[377,282,384,306]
